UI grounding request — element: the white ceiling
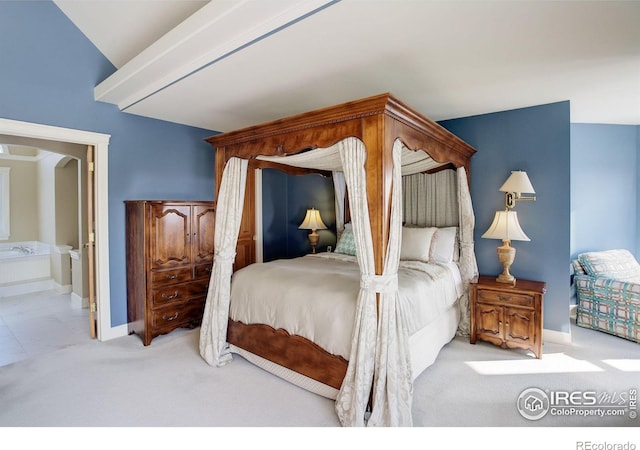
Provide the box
[54,0,640,132]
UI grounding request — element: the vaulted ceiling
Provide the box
[54,0,640,132]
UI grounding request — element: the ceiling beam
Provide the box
[94,0,338,111]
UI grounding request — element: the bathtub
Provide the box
[0,241,53,297]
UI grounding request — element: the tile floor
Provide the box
[0,290,91,367]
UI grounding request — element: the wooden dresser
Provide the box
[125,200,215,345]
[470,275,546,358]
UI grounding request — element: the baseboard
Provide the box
[0,278,55,297]
[70,292,89,308]
[544,327,572,345]
[55,283,72,294]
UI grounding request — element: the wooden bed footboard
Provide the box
[227,319,348,390]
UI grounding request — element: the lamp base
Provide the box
[496,241,516,285]
[308,230,319,254]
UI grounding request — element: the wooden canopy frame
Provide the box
[204,93,476,391]
[206,93,475,272]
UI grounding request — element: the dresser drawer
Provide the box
[194,263,214,280]
[477,289,534,308]
[150,298,206,329]
[151,281,209,306]
[150,267,192,286]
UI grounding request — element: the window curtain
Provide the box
[335,138,412,427]
[456,166,479,337]
[199,157,248,366]
[402,170,458,227]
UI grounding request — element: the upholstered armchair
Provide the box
[573,249,640,343]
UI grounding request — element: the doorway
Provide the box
[0,118,112,341]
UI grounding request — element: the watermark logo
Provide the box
[517,387,550,420]
[517,387,637,421]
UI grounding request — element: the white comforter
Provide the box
[229,253,462,360]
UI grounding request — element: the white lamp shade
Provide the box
[299,208,327,230]
[499,170,535,194]
[482,210,530,241]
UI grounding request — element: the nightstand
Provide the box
[470,275,546,358]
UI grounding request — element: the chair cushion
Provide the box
[577,249,640,282]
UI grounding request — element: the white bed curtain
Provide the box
[199,157,248,366]
[332,171,346,238]
[335,138,412,427]
[368,140,413,426]
[456,166,478,336]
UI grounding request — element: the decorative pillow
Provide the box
[430,227,458,264]
[578,249,640,282]
[334,228,357,256]
[400,226,437,262]
[571,259,586,276]
[337,222,352,242]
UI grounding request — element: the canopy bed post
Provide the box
[215,147,256,272]
[362,114,394,301]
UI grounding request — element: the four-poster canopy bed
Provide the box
[199,93,478,426]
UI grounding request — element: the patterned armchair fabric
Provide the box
[573,249,640,343]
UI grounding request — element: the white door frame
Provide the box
[0,118,118,341]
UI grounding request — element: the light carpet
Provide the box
[1,319,639,445]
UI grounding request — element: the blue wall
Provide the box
[440,102,572,334]
[570,124,639,259]
[0,2,588,337]
[0,2,217,327]
[262,169,335,260]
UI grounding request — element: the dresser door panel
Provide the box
[193,204,216,265]
[150,204,191,268]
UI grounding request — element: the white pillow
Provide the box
[431,227,458,263]
[400,226,437,262]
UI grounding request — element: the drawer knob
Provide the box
[498,295,511,302]
[161,290,179,300]
[162,312,179,321]
[165,274,178,280]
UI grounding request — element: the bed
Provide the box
[198,93,478,426]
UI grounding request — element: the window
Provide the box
[0,167,10,240]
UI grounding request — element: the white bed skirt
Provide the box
[409,302,460,380]
[229,301,460,400]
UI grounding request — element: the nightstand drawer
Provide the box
[477,289,534,308]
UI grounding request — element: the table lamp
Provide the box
[299,208,327,253]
